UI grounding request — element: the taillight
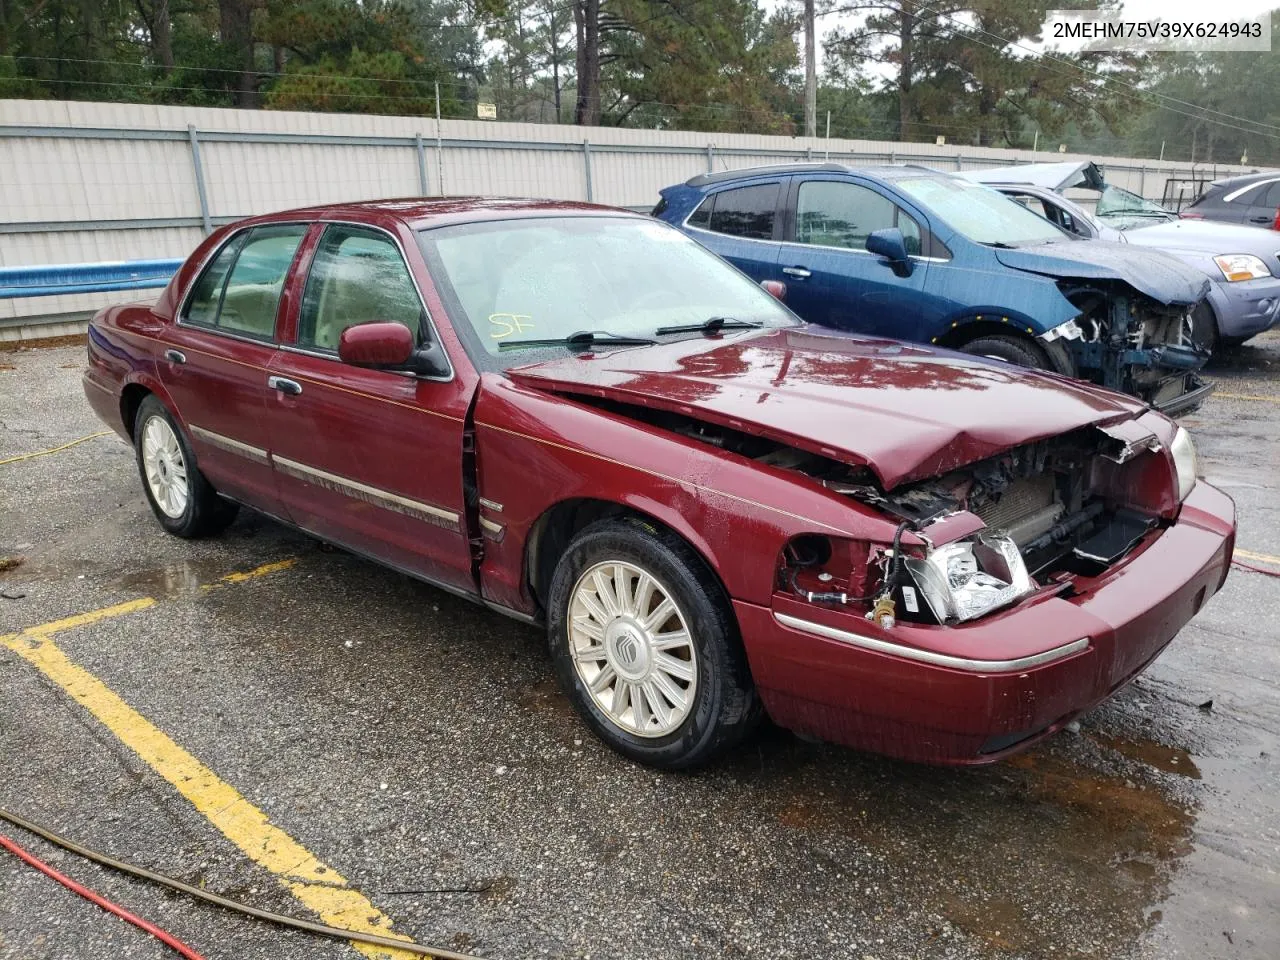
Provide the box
[1180,211,1205,219]
[1272,207,1280,231]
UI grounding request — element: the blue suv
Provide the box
[655,163,1213,413]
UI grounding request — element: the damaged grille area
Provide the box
[839,428,1163,579]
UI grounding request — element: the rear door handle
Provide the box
[1249,215,1272,223]
[267,376,302,396]
[782,266,812,279]
[164,349,186,365]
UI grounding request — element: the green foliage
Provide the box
[0,0,1271,164]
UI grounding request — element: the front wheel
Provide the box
[547,518,761,769]
[960,334,1049,369]
[133,395,238,538]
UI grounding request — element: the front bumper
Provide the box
[736,482,1235,765]
[1205,275,1280,340]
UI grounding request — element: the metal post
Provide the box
[706,143,714,173]
[583,140,594,202]
[825,111,831,161]
[186,124,211,236]
[955,152,963,171]
[806,146,813,162]
[1139,163,1146,199]
[435,82,444,197]
[414,133,429,195]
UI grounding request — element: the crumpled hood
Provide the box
[507,326,1149,490]
[995,240,1211,305]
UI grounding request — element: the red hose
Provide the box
[0,833,208,960]
[1233,559,1280,579]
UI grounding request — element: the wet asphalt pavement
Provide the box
[1,335,1278,960]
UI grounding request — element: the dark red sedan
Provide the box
[83,199,1236,768]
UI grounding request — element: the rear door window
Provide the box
[183,224,307,340]
[692,183,780,240]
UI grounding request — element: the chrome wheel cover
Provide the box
[141,416,189,519]
[568,560,698,738]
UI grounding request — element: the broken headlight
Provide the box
[903,534,1035,623]
[1170,426,1198,502]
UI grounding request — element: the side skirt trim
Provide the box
[189,424,270,466]
[271,455,462,533]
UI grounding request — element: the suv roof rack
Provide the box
[685,162,851,187]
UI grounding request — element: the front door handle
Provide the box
[267,376,302,396]
[164,349,186,365]
[1249,215,1272,223]
[782,266,812,279]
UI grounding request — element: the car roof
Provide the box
[242,197,642,231]
[1208,171,1280,190]
[683,162,947,188]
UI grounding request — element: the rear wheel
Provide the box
[133,395,237,538]
[961,334,1049,369]
[547,517,761,769]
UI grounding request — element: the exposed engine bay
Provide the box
[576,396,1170,626]
[1059,283,1210,411]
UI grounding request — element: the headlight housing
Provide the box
[1170,426,1198,502]
[903,534,1036,623]
[1213,254,1270,282]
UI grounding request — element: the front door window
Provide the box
[298,224,424,352]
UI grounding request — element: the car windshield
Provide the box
[1095,185,1175,229]
[417,216,797,368]
[896,176,1067,246]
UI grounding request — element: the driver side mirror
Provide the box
[337,322,449,378]
[866,228,914,277]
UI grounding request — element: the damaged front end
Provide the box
[1048,283,1212,416]
[779,421,1195,628]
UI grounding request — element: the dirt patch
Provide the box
[0,556,25,574]
[941,895,1035,954]
[0,362,15,371]
[516,677,576,720]
[1089,731,1202,780]
[0,334,88,352]
[1006,750,1195,860]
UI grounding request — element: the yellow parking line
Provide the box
[0,431,112,466]
[1235,548,1280,566]
[1214,392,1280,404]
[204,557,298,589]
[0,567,422,960]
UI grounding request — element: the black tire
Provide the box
[1190,301,1219,353]
[546,517,761,769]
[960,334,1049,369]
[133,395,238,538]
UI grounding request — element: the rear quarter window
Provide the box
[688,183,781,240]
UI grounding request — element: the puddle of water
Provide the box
[110,558,233,599]
[1089,732,1202,780]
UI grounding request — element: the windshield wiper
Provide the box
[497,329,657,353]
[655,316,763,336]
